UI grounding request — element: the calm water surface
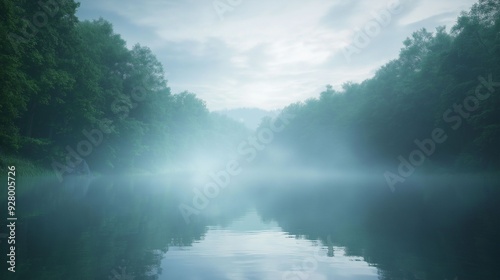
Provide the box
[161,209,377,280]
[1,173,499,280]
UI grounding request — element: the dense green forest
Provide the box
[260,0,500,175]
[1,1,500,279]
[0,0,248,177]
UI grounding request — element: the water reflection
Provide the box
[1,173,499,280]
[160,210,377,280]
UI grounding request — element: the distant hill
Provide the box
[215,108,280,130]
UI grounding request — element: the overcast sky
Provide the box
[76,0,477,111]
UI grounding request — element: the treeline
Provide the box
[0,0,248,174]
[2,0,499,177]
[264,0,500,173]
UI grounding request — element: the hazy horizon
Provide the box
[75,0,477,111]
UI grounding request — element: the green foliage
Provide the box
[0,154,52,178]
[266,0,500,172]
[1,0,499,176]
[0,1,248,174]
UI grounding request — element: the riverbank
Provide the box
[0,154,54,178]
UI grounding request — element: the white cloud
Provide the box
[77,0,478,110]
[398,0,472,26]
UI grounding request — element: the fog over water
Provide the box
[1,0,500,279]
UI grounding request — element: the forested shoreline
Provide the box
[1,1,500,279]
[263,0,500,176]
[1,0,499,178]
[0,0,248,176]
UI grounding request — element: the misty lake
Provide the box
[2,172,499,280]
